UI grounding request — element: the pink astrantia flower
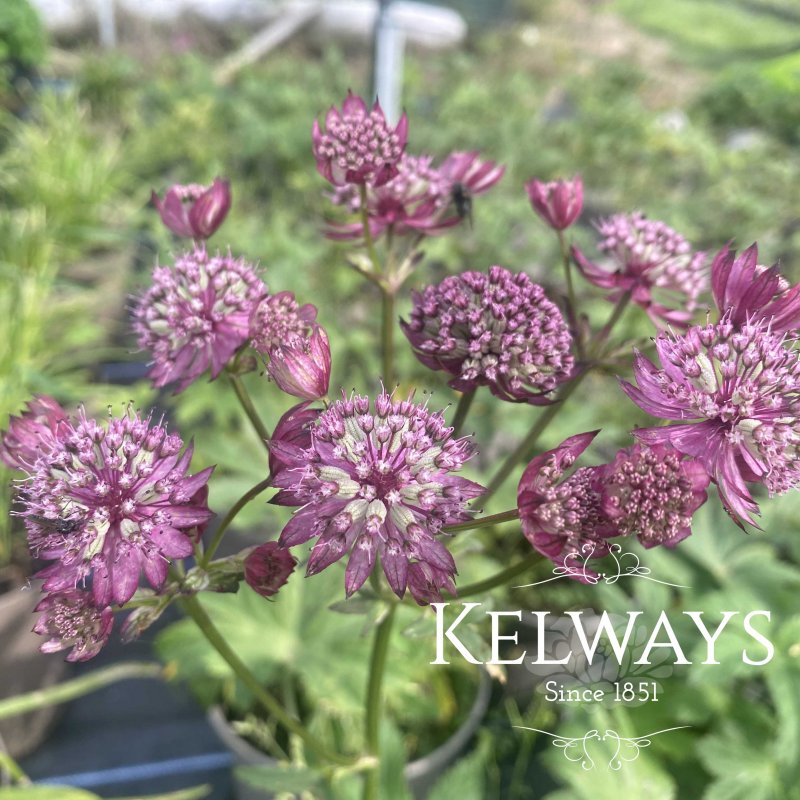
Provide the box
[267,325,331,401]
[21,407,214,606]
[572,212,707,327]
[133,245,267,393]
[401,266,574,404]
[151,178,231,240]
[312,91,408,187]
[270,390,483,601]
[0,395,69,471]
[244,541,297,598]
[439,150,506,197]
[602,444,710,548]
[525,176,583,231]
[517,431,615,583]
[33,589,114,662]
[620,315,800,526]
[269,402,321,494]
[250,291,318,356]
[711,242,800,333]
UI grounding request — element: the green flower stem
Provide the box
[180,594,354,767]
[444,508,519,533]
[557,230,576,317]
[590,291,632,357]
[362,602,398,800]
[0,751,30,785]
[201,475,273,567]
[0,662,164,721]
[381,288,396,388]
[457,552,542,599]
[226,369,271,451]
[450,389,476,438]
[359,185,382,275]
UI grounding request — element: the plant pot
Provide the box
[0,577,68,758]
[207,666,492,800]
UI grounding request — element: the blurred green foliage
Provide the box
[0,0,45,68]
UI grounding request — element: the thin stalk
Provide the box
[359,185,382,274]
[0,662,163,720]
[0,752,30,785]
[180,595,354,767]
[450,389,476,438]
[591,291,632,356]
[362,603,397,800]
[444,508,519,533]
[481,372,588,507]
[381,288,396,388]
[227,369,271,450]
[201,476,273,566]
[457,552,542,598]
[557,230,576,315]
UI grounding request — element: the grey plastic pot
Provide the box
[207,666,492,800]
[0,577,68,758]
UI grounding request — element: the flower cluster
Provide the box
[326,151,504,241]
[621,314,800,526]
[518,433,710,579]
[312,92,408,187]
[525,176,583,231]
[402,266,574,403]
[270,390,483,603]
[0,395,69,471]
[573,212,707,327]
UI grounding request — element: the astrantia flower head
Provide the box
[269,401,321,494]
[151,178,231,240]
[133,245,267,393]
[0,395,69,471]
[312,91,408,188]
[33,589,113,662]
[518,431,615,582]
[402,266,574,403]
[621,314,800,525]
[711,242,800,333]
[266,325,331,402]
[439,150,506,197]
[250,291,318,356]
[244,541,297,598]
[573,212,707,327]
[271,390,483,601]
[603,443,710,548]
[21,406,214,606]
[525,176,583,231]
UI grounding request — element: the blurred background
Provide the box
[2,0,800,798]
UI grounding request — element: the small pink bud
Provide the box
[151,178,231,240]
[525,176,583,231]
[244,542,297,598]
[267,325,331,401]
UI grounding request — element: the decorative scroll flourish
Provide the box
[513,542,690,589]
[513,726,690,770]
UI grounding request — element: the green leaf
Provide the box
[426,734,490,800]
[235,764,322,793]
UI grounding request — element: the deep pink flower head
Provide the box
[602,444,709,548]
[312,91,408,187]
[270,390,483,601]
[33,589,113,662]
[133,246,267,393]
[0,395,69,471]
[525,176,583,231]
[244,541,297,598]
[711,242,800,333]
[151,178,231,240]
[620,315,800,526]
[572,212,707,327]
[518,431,616,582]
[21,406,214,606]
[250,291,318,356]
[401,266,574,404]
[267,325,331,402]
[269,401,321,491]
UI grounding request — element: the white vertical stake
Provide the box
[373,1,405,124]
[97,0,117,49]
